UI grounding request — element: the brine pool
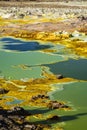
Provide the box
[0,37,87,130]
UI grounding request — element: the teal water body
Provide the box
[2,96,24,105]
[49,81,87,130]
[44,59,87,80]
[0,37,87,130]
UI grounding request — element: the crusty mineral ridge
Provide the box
[0,70,76,109]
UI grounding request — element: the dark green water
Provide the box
[44,59,87,80]
[0,37,87,130]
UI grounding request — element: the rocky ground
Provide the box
[0,1,87,34]
[0,5,87,57]
[0,106,50,130]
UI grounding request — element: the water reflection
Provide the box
[30,112,87,125]
[62,113,87,122]
[0,37,53,51]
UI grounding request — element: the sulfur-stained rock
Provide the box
[24,124,37,130]
[18,14,25,19]
[77,15,87,21]
[56,74,64,79]
[0,88,9,94]
[7,106,30,116]
[48,101,69,110]
[48,115,60,121]
[31,94,49,101]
